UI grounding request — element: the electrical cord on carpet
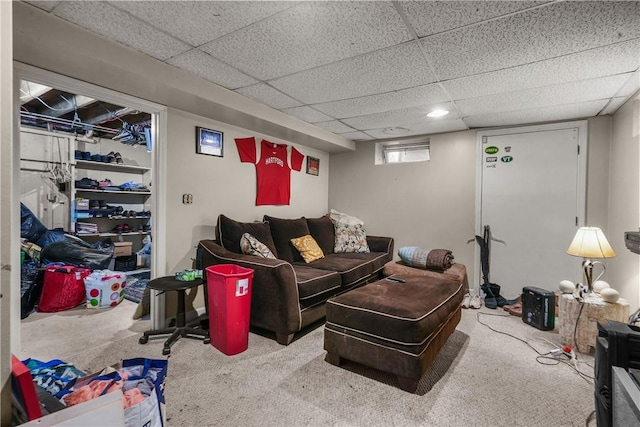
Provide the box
[476,312,593,384]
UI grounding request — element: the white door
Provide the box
[476,122,587,299]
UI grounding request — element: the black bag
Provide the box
[20,203,48,243]
[41,235,114,270]
[21,262,45,319]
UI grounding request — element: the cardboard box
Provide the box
[113,242,132,257]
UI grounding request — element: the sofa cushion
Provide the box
[240,233,277,259]
[305,215,335,255]
[218,215,278,257]
[264,216,310,263]
[296,253,375,287]
[330,251,390,276]
[292,265,341,301]
[290,235,324,263]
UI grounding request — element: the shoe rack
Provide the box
[72,141,153,274]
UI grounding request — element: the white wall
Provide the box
[608,95,640,311]
[329,119,615,294]
[329,130,477,287]
[165,108,330,275]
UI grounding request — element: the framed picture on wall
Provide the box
[306,156,319,176]
[196,127,223,157]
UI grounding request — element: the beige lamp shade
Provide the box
[566,227,616,259]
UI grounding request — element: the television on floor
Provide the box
[595,320,640,427]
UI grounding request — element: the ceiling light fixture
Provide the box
[427,109,449,118]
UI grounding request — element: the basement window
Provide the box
[375,139,430,165]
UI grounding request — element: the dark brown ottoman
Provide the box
[324,275,463,392]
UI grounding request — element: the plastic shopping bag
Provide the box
[121,358,168,427]
[38,265,91,312]
[84,270,127,308]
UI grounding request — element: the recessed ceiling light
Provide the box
[382,127,411,135]
[427,109,449,118]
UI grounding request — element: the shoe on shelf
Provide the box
[122,224,131,233]
[115,152,123,164]
[111,224,124,234]
[470,295,482,309]
[462,293,471,309]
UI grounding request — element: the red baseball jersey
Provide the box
[235,137,304,206]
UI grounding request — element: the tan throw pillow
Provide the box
[240,233,277,259]
[290,235,325,263]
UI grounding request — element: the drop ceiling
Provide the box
[24,1,640,141]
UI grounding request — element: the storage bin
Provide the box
[114,255,137,271]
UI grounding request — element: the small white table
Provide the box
[558,293,629,354]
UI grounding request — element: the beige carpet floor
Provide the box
[20,304,596,426]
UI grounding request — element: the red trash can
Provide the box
[205,264,254,355]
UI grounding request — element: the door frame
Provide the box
[12,63,169,353]
[474,120,588,293]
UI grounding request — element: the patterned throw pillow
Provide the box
[290,235,325,263]
[240,233,277,259]
[333,222,370,253]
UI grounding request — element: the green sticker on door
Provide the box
[501,156,513,163]
[485,146,499,154]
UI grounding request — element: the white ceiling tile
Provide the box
[313,84,449,119]
[270,42,436,104]
[365,118,468,139]
[281,106,334,124]
[25,1,61,12]
[235,84,303,110]
[54,2,190,61]
[166,49,258,90]
[615,70,640,98]
[457,74,633,117]
[399,1,545,36]
[464,100,608,128]
[342,103,458,130]
[110,1,294,47]
[601,97,630,116]
[337,131,374,141]
[313,120,358,134]
[443,39,640,100]
[422,1,640,80]
[202,1,412,80]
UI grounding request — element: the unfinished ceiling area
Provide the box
[24,1,640,141]
[19,80,151,140]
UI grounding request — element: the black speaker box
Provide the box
[521,286,555,331]
[594,320,640,427]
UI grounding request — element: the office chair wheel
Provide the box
[139,335,149,344]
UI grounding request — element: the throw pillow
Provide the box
[240,233,277,259]
[290,235,324,263]
[333,221,370,253]
[329,209,364,226]
[217,214,278,257]
[305,215,335,255]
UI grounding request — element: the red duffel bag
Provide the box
[38,266,91,313]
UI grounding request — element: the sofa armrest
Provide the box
[197,240,303,335]
[367,236,394,257]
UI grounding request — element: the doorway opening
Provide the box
[15,63,167,361]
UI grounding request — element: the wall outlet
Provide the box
[182,194,193,204]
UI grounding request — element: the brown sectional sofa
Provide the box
[197,214,394,345]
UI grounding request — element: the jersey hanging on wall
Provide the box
[235,137,304,206]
